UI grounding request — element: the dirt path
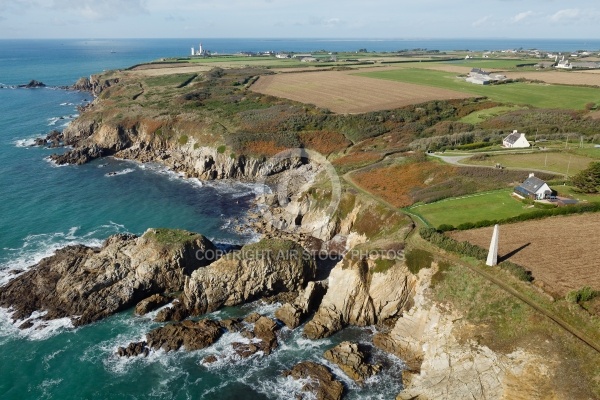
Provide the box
[341,159,600,355]
[428,152,561,176]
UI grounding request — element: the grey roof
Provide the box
[470,68,487,75]
[517,176,547,195]
[503,132,521,144]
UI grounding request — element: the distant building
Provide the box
[514,173,556,200]
[191,42,208,56]
[276,53,290,59]
[555,56,573,69]
[300,57,318,63]
[503,130,530,148]
[292,53,313,60]
[466,68,507,85]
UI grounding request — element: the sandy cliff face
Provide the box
[183,239,316,315]
[374,266,559,400]
[303,256,417,339]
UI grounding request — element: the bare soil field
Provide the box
[128,64,212,77]
[503,71,600,86]
[250,70,473,113]
[450,213,600,296]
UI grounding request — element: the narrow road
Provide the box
[341,163,600,355]
[428,152,564,176]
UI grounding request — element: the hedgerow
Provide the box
[419,227,533,282]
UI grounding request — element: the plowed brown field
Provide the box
[250,70,474,114]
[450,213,600,296]
[504,71,600,86]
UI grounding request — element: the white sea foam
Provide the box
[241,300,281,318]
[44,156,69,168]
[14,137,37,147]
[256,375,317,400]
[0,308,75,341]
[0,225,124,286]
[104,168,135,177]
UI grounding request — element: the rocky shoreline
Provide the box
[0,71,562,399]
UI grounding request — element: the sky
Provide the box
[0,0,598,39]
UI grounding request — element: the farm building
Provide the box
[514,173,556,200]
[503,130,530,148]
[466,68,507,85]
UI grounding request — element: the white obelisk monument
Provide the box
[486,224,499,266]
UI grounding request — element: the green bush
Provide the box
[178,135,189,145]
[372,258,396,274]
[217,145,226,154]
[405,248,434,274]
[566,286,598,303]
[437,224,455,232]
[498,261,533,282]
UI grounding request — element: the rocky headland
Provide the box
[0,65,574,399]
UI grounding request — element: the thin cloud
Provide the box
[550,8,580,22]
[49,0,148,21]
[472,16,491,27]
[512,11,534,22]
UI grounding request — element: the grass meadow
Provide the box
[358,68,600,110]
[410,189,536,228]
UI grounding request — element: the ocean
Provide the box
[0,37,597,399]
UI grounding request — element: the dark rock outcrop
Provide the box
[0,229,216,327]
[49,143,106,165]
[135,294,169,316]
[71,75,119,96]
[232,315,281,358]
[282,361,344,400]
[146,319,223,352]
[323,341,380,385]
[153,301,190,322]
[117,341,150,358]
[19,80,46,88]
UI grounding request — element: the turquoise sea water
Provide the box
[1,38,599,399]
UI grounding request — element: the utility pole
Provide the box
[545,152,548,167]
[566,155,572,179]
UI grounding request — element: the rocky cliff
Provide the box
[184,239,316,315]
[0,229,216,327]
[303,255,417,339]
[375,266,558,399]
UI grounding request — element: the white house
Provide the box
[514,173,555,200]
[503,130,530,148]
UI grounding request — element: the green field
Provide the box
[459,105,525,124]
[357,68,600,110]
[411,189,537,228]
[441,58,540,69]
[462,151,596,176]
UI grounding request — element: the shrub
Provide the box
[405,248,434,274]
[217,145,226,154]
[372,258,396,274]
[571,162,600,194]
[419,227,532,281]
[498,261,533,282]
[178,135,189,145]
[566,286,598,303]
[437,224,455,232]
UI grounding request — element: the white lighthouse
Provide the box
[198,43,203,55]
[191,47,195,56]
